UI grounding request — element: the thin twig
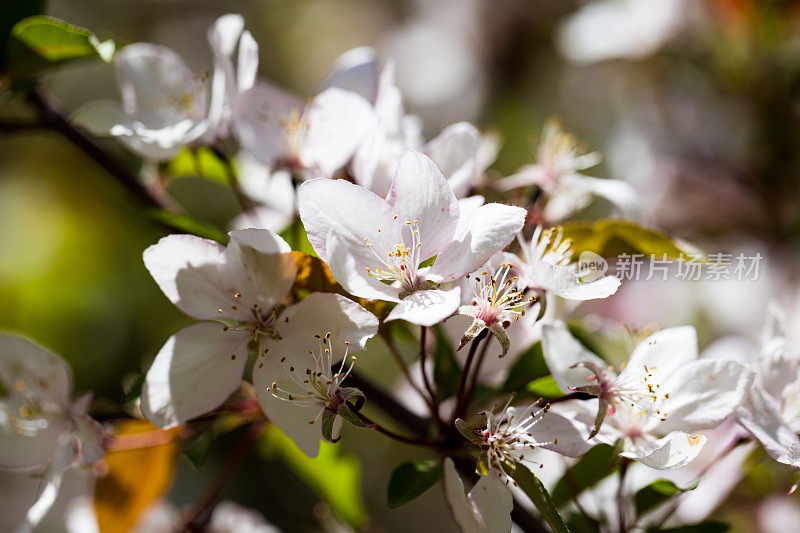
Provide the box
[463,336,493,410]
[0,118,45,133]
[617,457,630,533]
[380,327,430,405]
[346,403,440,448]
[346,370,431,437]
[417,326,440,417]
[453,330,489,421]
[181,421,266,532]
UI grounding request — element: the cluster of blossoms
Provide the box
[3,10,800,533]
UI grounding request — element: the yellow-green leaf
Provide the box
[262,425,368,528]
[559,219,699,259]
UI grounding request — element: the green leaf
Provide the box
[559,219,698,259]
[0,0,44,70]
[433,324,461,400]
[262,425,368,528]
[635,478,699,517]
[650,521,730,533]
[387,460,443,508]
[144,209,227,244]
[511,461,572,533]
[525,375,563,399]
[166,147,230,186]
[551,443,619,507]
[7,16,114,80]
[502,341,548,392]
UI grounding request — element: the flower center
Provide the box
[364,219,428,293]
[266,333,355,419]
[466,264,531,326]
[520,226,574,268]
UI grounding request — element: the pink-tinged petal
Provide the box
[319,47,380,104]
[326,232,401,302]
[297,178,398,264]
[141,322,250,428]
[525,261,621,300]
[385,288,461,326]
[429,203,525,283]
[626,326,698,377]
[385,151,460,260]
[425,122,481,198]
[222,229,296,318]
[300,88,374,178]
[658,359,751,434]
[622,431,707,470]
[0,335,72,409]
[736,382,800,464]
[541,322,608,393]
[143,234,229,321]
[73,414,104,466]
[233,81,303,167]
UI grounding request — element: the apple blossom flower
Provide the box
[141,228,378,456]
[263,332,369,446]
[499,119,638,221]
[456,257,536,358]
[233,49,374,179]
[442,458,513,533]
[735,304,800,480]
[542,322,751,468]
[508,225,621,301]
[348,57,497,197]
[0,335,103,530]
[73,14,257,161]
[298,151,526,326]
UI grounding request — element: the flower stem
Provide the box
[452,329,489,421]
[346,403,440,448]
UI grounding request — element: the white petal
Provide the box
[326,232,401,302]
[223,229,296,318]
[274,292,379,354]
[253,294,378,456]
[237,156,296,210]
[319,47,380,104]
[385,151,460,260]
[300,88,374,177]
[0,469,40,531]
[536,411,593,458]
[385,288,462,327]
[625,326,698,378]
[0,335,72,409]
[525,261,621,300]
[237,30,259,93]
[73,415,104,466]
[297,178,398,263]
[233,82,303,167]
[142,234,230,321]
[562,174,639,216]
[206,14,245,133]
[429,203,526,283]
[443,458,483,533]
[140,322,250,428]
[469,471,513,533]
[70,101,129,136]
[622,431,706,470]
[115,43,205,126]
[425,122,481,198]
[658,359,751,433]
[231,206,294,234]
[541,321,608,393]
[736,382,800,463]
[0,405,68,470]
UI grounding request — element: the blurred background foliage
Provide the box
[4,0,800,531]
